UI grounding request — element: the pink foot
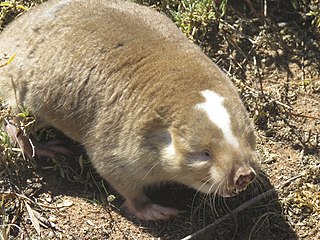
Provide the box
[5,121,74,159]
[124,199,179,221]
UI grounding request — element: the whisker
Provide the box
[191,177,216,220]
[168,171,199,182]
[211,180,225,216]
[142,162,160,180]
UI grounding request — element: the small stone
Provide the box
[49,215,57,223]
[86,220,94,226]
[45,196,53,203]
[57,199,73,208]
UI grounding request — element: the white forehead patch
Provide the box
[195,90,239,148]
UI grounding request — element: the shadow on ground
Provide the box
[38,160,298,240]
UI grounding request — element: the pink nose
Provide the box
[235,168,256,189]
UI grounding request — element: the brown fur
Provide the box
[0,0,258,220]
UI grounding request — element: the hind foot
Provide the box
[5,121,73,159]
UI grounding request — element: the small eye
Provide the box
[202,149,212,159]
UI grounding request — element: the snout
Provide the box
[220,166,256,197]
[234,166,256,191]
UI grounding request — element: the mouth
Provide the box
[216,189,241,198]
[217,177,255,197]
[192,179,252,197]
[189,170,256,196]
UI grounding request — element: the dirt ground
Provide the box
[0,1,319,240]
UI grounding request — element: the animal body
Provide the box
[0,0,258,220]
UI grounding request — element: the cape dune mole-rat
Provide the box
[0,0,259,220]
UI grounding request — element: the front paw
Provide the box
[124,199,179,221]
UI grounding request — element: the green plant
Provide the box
[132,0,228,40]
[0,0,46,29]
[290,0,320,29]
[0,1,28,28]
[0,53,15,68]
[307,4,320,28]
[170,0,228,39]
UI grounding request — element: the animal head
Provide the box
[158,89,258,197]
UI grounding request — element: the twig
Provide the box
[253,55,263,94]
[0,192,17,200]
[181,174,305,240]
[242,0,266,25]
[181,189,275,240]
[219,19,255,44]
[275,173,305,189]
[289,112,320,121]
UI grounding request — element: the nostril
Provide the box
[235,171,256,188]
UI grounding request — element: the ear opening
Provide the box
[145,128,173,149]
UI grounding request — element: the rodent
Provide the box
[0,0,259,220]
